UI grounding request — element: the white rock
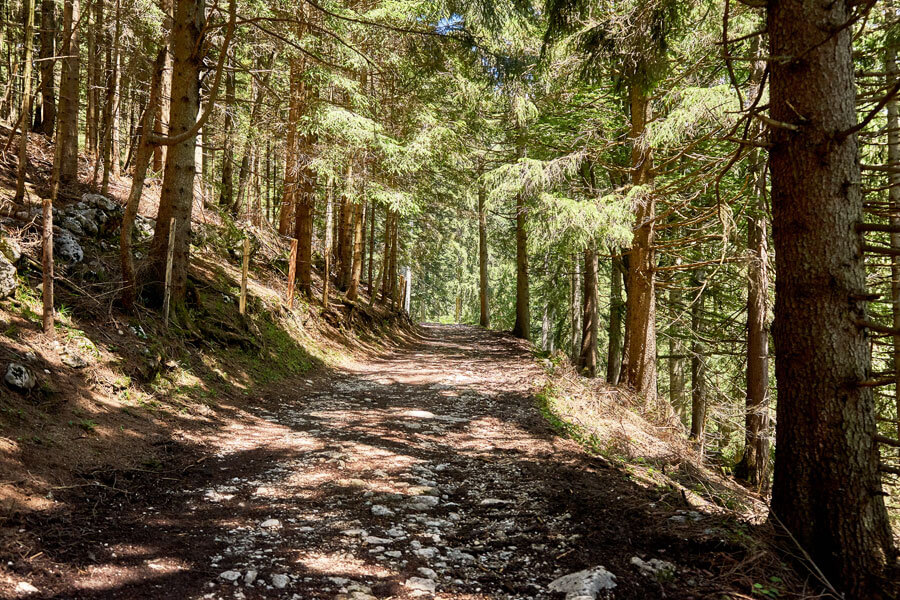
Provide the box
[260,519,281,528]
[548,566,617,599]
[630,556,676,577]
[14,581,39,594]
[5,363,36,392]
[479,498,512,506]
[371,504,395,517]
[363,536,392,545]
[220,570,242,581]
[413,547,439,559]
[0,256,16,298]
[271,573,289,589]
[416,567,438,580]
[244,570,258,584]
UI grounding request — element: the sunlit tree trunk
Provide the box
[220,54,235,210]
[147,0,204,309]
[153,0,172,172]
[623,85,658,404]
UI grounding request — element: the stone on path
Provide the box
[548,566,617,599]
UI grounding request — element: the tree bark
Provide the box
[152,0,172,172]
[886,26,900,443]
[478,177,489,327]
[57,0,80,184]
[768,0,895,594]
[667,283,686,419]
[147,0,204,309]
[607,253,624,384]
[578,246,598,377]
[511,187,530,340]
[14,0,34,202]
[623,85,658,403]
[220,54,235,209]
[33,0,55,134]
[346,200,365,301]
[121,49,165,310]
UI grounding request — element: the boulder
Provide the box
[0,256,16,299]
[54,229,84,264]
[548,566,617,599]
[5,363,36,392]
[0,235,22,264]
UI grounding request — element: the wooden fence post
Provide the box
[287,238,298,309]
[41,197,54,334]
[162,217,176,327]
[240,237,249,315]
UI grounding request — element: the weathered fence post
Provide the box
[240,237,249,315]
[287,238,298,309]
[162,218,176,327]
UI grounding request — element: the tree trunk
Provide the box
[607,253,624,384]
[100,0,121,195]
[322,180,333,308]
[478,178,489,327]
[511,187,530,340]
[768,1,894,594]
[121,49,165,309]
[735,47,770,488]
[57,0,79,184]
[147,0,204,309]
[367,203,375,295]
[33,0,54,134]
[578,246,598,377]
[667,284,686,420]
[346,200,365,301]
[152,0,172,172]
[337,173,353,291]
[623,85,657,403]
[886,28,900,443]
[689,274,706,442]
[220,54,235,209]
[14,0,34,202]
[235,55,273,215]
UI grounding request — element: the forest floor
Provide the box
[2,324,801,600]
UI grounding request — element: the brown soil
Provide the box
[0,324,790,599]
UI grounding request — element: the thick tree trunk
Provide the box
[33,0,54,134]
[607,253,624,384]
[57,0,79,184]
[147,0,204,309]
[623,85,657,403]
[380,208,391,302]
[768,1,894,594]
[367,204,375,295]
[578,246,598,377]
[478,179,489,327]
[511,188,530,340]
[322,181,333,308]
[886,34,900,442]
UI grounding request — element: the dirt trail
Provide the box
[7,325,741,599]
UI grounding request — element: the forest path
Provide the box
[31,324,732,599]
